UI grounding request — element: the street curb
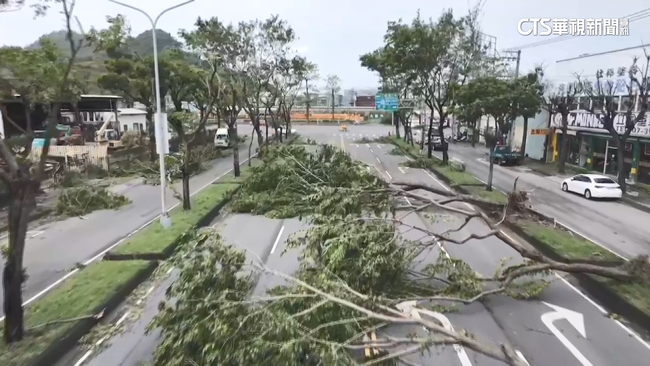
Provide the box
[504,221,650,333]
[621,196,650,215]
[30,261,159,366]
[391,139,650,333]
[102,186,242,261]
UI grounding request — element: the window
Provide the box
[139,123,144,131]
[620,96,631,112]
[594,177,616,184]
[645,143,650,156]
[578,97,590,110]
[626,142,633,152]
[592,98,603,112]
[123,124,128,131]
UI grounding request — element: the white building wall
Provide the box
[118,114,146,132]
[511,109,550,160]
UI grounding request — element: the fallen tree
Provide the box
[152,144,650,366]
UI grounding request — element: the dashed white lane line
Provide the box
[376,157,381,163]
[366,143,371,148]
[270,226,286,254]
[0,156,255,323]
[516,350,530,365]
[398,167,406,174]
[376,144,382,149]
[355,144,359,147]
[420,168,650,351]
[385,171,393,180]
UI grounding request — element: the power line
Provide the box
[504,7,650,51]
[556,43,649,63]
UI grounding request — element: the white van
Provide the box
[214,128,229,147]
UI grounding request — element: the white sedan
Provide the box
[561,174,622,199]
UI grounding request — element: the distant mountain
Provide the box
[27,29,183,61]
[26,29,183,93]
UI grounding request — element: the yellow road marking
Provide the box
[364,331,380,357]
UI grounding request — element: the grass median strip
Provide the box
[514,218,650,318]
[0,260,150,365]
[112,182,241,256]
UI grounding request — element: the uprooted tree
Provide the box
[151,142,650,366]
[0,0,84,343]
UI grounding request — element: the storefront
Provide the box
[550,111,650,184]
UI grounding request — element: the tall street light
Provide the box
[108,0,195,228]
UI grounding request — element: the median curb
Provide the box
[391,138,650,334]
[102,185,242,261]
[504,220,650,333]
[30,261,159,366]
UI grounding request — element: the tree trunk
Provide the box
[439,121,449,165]
[248,127,254,167]
[521,116,529,157]
[229,124,240,177]
[3,185,32,343]
[558,113,569,174]
[181,167,191,210]
[614,134,627,193]
[306,81,311,124]
[331,91,335,121]
[487,145,495,191]
[427,115,434,158]
[394,112,400,139]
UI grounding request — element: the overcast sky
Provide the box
[1,0,649,90]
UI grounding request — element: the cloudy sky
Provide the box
[1,0,649,90]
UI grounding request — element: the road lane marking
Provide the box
[385,171,393,180]
[0,155,256,323]
[366,143,370,148]
[369,148,374,153]
[136,286,155,306]
[541,302,592,366]
[398,167,406,174]
[376,157,381,163]
[553,273,650,351]
[355,144,359,147]
[516,351,530,365]
[476,158,489,166]
[419,167,650,350]
[376,144,381,149]
[270,226,285,254]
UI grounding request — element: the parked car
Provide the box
[491,145,521,166]
[560,174,622,200]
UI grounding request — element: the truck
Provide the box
[490,145,521,166]
[95,115,123,149]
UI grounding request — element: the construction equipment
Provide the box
[95,115,123,149]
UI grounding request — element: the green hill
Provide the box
[27,29,183,93]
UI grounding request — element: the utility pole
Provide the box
[500,50,522,145]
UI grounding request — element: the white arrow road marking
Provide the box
[396,301,473,366]
[541,302,592,366]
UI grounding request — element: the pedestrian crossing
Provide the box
[332,133,383,140]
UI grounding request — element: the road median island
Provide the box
[390,136,650,333]
[105,163,259,261]
[0,260,155,366]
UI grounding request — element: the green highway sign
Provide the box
[375,93,398,111]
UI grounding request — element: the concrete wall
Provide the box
[511,109,550,160]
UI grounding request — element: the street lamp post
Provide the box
[108,0,195,228]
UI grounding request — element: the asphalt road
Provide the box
[59,213,308,366]
[300,125,650,366]
[432,144,650,259]
[0,141,257,318]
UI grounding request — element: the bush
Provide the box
[380,114,393,125]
